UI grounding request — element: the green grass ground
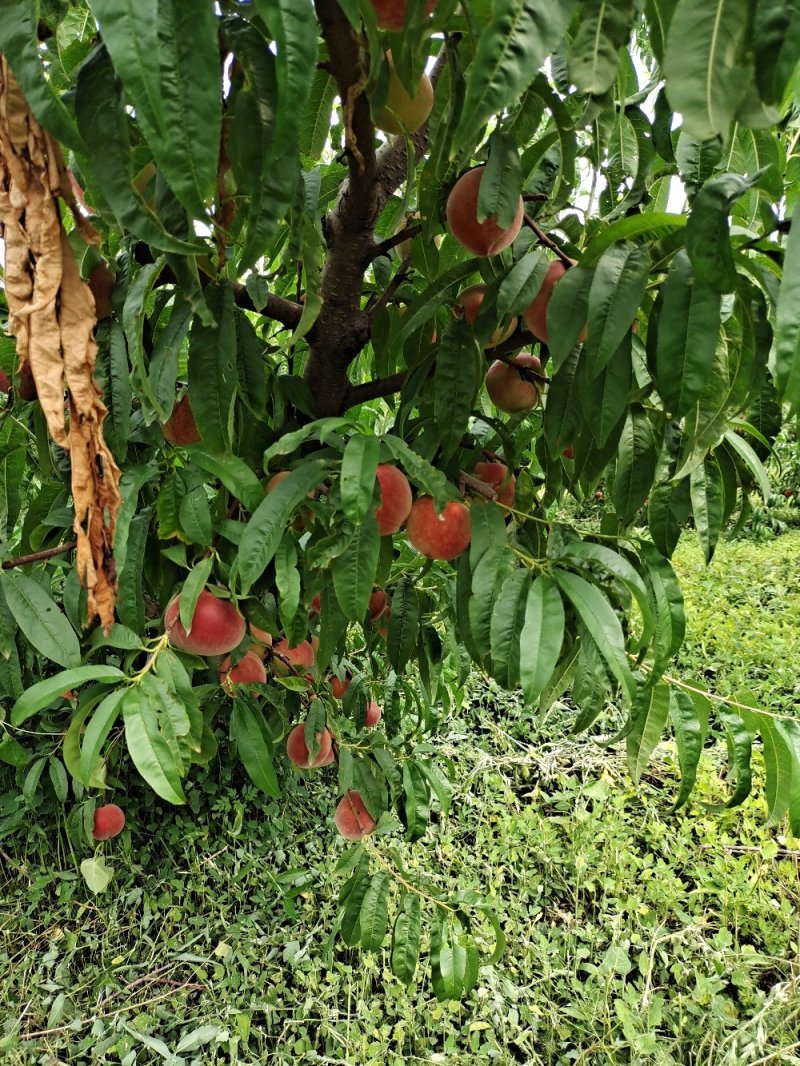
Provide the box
[2,534,800,1064]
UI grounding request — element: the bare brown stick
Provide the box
[523,213,574,267]
[2,541,76,570]
[368,258,411,320]
[369,222,423,262]
[345,370,409,407]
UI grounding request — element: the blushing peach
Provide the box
[374,54,433,136]
[455,284,517,348]
[331,674,351,700]
[446,167,524,257]
[523,260,585,344]
[164,589,246,656]
[272,639,315,675]
[286,723,333,769]
[92,803,125,840]
[371,0,435,30]
[375,464,413,535]
[473,461,516,507]
[368,589,388,621]
[365,700,382,727]
[162,394,201,446]
[485,353,543,414]
[334,789,377,841]
[406,497,471,561]
[219,650,267,694]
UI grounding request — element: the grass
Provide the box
[2,534,800,1063]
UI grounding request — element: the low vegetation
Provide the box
[2,535,798,1063]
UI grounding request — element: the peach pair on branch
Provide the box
[373,462,471,561]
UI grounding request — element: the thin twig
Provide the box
[368,258,411,320]
[0,846,31,882]
[368,222,423,262]
[2,541,76,570]
[523,213,574,267]
[459,471,498,501]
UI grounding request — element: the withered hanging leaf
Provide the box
[0,58,121,632]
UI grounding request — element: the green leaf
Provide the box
[753,0,800,105]
[470,550,514,656]
[478,131,522,229]
[611,406,657,525]
[359,871,391,953]
[80,856,114,894]
[452,0,576,160]
[188,284,238,454]
[179,487,213,548]
[759,716,793,827]
[497,250,549,320]
[663,0,750,142]
[581,332,631,448]
[585,244,650,378]
[238,459,328,592]
[669,687,703,810]
[689,455,725,563]
[559,540,654,644]
[391,892,421,985]
[723,429,770,503]
[231,702,279,797]
[300,68,337,159]
[626,681,670,783]
[340,435,380,524]
[186,448,265,515]
[155,0,221,215]
[582,213,687,267]
[254,0,317,159]
[11,666,125,726]
[685,173,762,293]
[655,250,722,417]
[387,577,420,673]
[434,321,482,460]
[78,688,127,788]
[519,576,565,706]
[569,0,636,96]
[0,1,83,150]
[706,709,752,811]
[116,509,151,634]
[489,568,529,689]
[74,46,200,254]
[178,558,214,635]
[554,570,637,702]
[382,437,459,509]
[544,346,582,453]
[332,513,381,621]
[122,686,186,804]
[774,201,800,415]
[640,542,686,676]
[1,570,80,669]
[546,266,593,373]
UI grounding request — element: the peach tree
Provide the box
[0,0,799,996]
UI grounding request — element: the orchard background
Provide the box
[1,0,800,1041]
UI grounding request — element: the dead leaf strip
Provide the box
[0,57,121,631]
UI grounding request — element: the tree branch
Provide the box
[231,283,304,330]
[523,213,574,267]
[2,542,76,570]
[344,371,409,407]
[368,258,411,319]
[459,471,498,501]
[369,222,423,262]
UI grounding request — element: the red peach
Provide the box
[406,497,471,561]
[485,353,543,414]
[446,167,524,258]
[286,723,333,769]
[371,0,435,29]
[368,589,388,621]
[365,701,382,727]
[162,394,201,446]
[272,639,315,675]
[375,464,413,535]
[219,650,267,694]
[334,789,377,841]
[473,461,516,507]
[309,594,321,616]
[455,284,518,348]
[92,803,125,841]
[331,674,351,699]
[164,588,246,657]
